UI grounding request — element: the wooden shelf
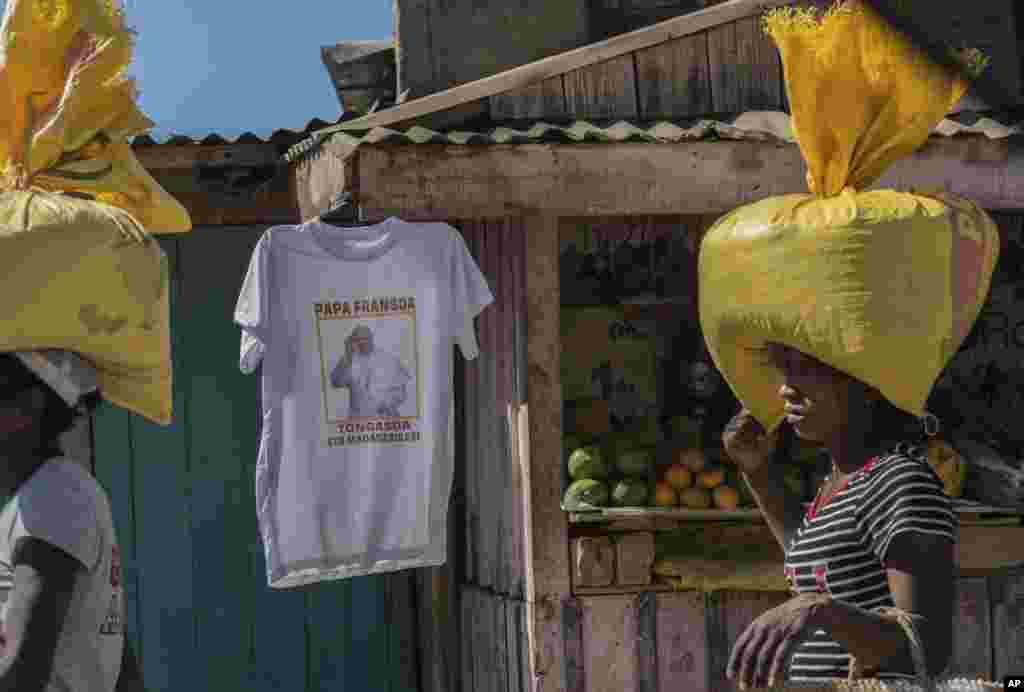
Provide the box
[568,501,1024,532]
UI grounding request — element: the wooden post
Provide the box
[523,213,571,692]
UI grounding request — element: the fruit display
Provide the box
[926,438,967,498]
[679,487,712,509]
[612,479,650,507]
[568,445,610,481]
[615,447,655,477]
[563,478,611,510]
[653,482,678,507]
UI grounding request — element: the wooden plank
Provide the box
[307,582,351,690]
[462,588,477,692]
[180,228,262,690]
[573,537,616,588]
[707,591,788,691]
[949,577,993,678]
[523,213,571,692]
[563,598,586,692]
[707,15,784,114]
[656,591,708,692]
[508,217,529,601]
[991,568,1024,681]
[348,576,392,692]
[355,139,1024,220]
[494,596,511,692]
[91,399,141,666]
[293,137,358,223]
[580,595,640,692]
[124,238,201,692]
[248,398,307,691]
[564,55,639,120]
[497,220,517,597]
[637,593,659,692]
[387,573,422,692]
[490,77,568,122]
[136,143,280,171]
[635,32,713,120]
[507,599,529,692]
[477,223,498,592]
[339,0,796,132]
[958,525,1024,572]
[733,15,784,112]
[463,227,482,586]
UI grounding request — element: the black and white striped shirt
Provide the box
[783,443,957,681]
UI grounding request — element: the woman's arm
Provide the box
[115,638,146,692]
[741,464,805,553]
[818,531,954,676]
[0,537,79,691]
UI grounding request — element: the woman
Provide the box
[0,352,145,691]
[723,342,955,689]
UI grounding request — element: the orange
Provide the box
[697,466,725,490]
[676,448,707,473]
[679,487,712,509]
[713,485,740,510]
[664,463,693,491]
[653,482,678,507]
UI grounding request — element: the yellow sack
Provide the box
[0,0,190,233]
[698,1,999,430]
[0,190,172,425]
[0,0,191,425]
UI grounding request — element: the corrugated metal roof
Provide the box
[284,110,1024,164]
[130,116,353,149]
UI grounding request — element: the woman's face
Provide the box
[764,343,861,443]
[0,356,47,463]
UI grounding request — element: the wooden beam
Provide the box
[134,143,280,171]
[335,0,796,133]
[522,214,571,692]
[354,138,1024,220]
[291,136,359,221]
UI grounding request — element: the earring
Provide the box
[921,412,940,438]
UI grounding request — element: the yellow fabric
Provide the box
[0,190,172,425]
[698,1,999,431]
[0,0,190,232]
[761,1,983,197]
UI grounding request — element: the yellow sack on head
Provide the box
[0,190,172,425]
[698,1,999,431]
[0,0,190,233]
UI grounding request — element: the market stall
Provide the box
[287,1,1024,690]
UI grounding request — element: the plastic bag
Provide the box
[698,1,999,430]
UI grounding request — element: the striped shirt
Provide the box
[783,443,957,681]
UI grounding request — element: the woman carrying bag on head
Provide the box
[698,2,1003,689]
[0,352,145,692]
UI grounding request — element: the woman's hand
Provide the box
[722,409,780,478]
[726,593,832,690]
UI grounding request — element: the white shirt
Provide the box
[235,218,494,587]
[0,458,124,692]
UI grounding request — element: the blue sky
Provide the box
[2,1,392,139]
[127,2,392,139]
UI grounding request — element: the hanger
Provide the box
[318,191,370,228]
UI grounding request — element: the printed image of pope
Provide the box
[330,324,413,418]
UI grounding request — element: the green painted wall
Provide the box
[93,229,418,692]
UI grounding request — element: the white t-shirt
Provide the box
[0,458,124,692]
[235,218,494,587]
